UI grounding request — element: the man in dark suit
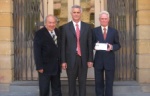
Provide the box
[61,5,93,96]
[34,15,62,96]
[92,11,121,96]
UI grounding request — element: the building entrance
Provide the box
[13,0,136,81]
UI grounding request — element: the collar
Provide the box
[49,30,56,35]
[101,26,108,30]
[72,21,81,29]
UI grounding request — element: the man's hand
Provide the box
[107,44,113,51]
[38,69,44,73]
[62,63,67,70]
[87,62,93,68]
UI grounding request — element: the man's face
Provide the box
[99,14,110,27]
[45,16,56,31]
[71,8,82,22]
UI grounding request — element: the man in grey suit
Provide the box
[61,5,93,96]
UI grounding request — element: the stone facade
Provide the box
[0,0,150,90]
[0,0,13,85]
[136,0,150,83]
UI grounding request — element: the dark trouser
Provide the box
[38,72,62,96]
[67,55,87,96]
[95,68,115,96]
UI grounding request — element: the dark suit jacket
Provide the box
[93,26,121,70]
[34,27,61,75]
[61,21,93,68]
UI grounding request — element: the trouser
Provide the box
[38,72,62,96]
[67,55,87,96]
[95,68,115,96]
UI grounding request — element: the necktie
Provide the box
[76,24,81,56]
[103,27,107,40]
[51,32,57,45]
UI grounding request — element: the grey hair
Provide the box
[71,5,82,13]
[99,11,110,18]
[44,14,57,24]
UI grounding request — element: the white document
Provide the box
[94,43,108,50]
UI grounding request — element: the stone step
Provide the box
[0,84,10,92]
[9,81,140,94]
[0,81,150,96]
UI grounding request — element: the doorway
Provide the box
[13,0,136,81]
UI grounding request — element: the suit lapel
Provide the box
[43,27,57,46]
[69,21,76,36]
[105,27,111,41]
[55,28,59,37]
[43,27,52,40]
[80,22,85,37]
[97,26,104,41]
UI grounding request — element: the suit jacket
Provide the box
[34,27,61,75]
[61,21,93,68]
[92,26,121,70]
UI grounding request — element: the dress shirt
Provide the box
[72,21,81,31]
[101,26,108,34]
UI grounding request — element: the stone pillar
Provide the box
[136,0,150,83]
[0,0,14,91]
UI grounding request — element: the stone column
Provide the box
[0,0,14,91]
[136,0,150,83]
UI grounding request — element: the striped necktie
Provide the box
[51,32,57,45]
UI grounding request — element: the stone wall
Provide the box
[136,0,150,83]
[0,0,14,84]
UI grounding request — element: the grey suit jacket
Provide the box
[61,21,93,69]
